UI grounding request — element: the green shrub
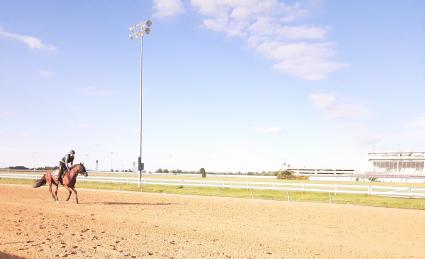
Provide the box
[369,177,377,182]
[276,170,308,180]
[276,170,295,179]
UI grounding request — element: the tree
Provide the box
[8,166,29,170]
[276,170,295,180]
[171,169,182,175]
[200,168,206,178]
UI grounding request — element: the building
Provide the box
[289,168,355,176]
[368,152,425,175]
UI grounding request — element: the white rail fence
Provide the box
[1,173,425,199]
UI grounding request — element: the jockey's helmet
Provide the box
[69,150,75,155]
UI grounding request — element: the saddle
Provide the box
[52,169,69,184]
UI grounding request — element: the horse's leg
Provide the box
[71,187,78,204]
[48,183,56,201]
[64,186,72,201]
[54,183,59,202]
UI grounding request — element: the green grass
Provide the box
[1,178,425,210]
[93,174,425,188]
[3,170,425,187]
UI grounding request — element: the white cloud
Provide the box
[192,0,307,24]
[254,126,284,135]
[39,69,54,79]
[190,0,346,80]
[153,0,185,19]
[309,92,335,109]
[247,19,328,43]
[405,116,425,129]
[0,26,56,51]
[257,41,346,80]
[309,92,372,119]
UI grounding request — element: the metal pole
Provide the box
[110,152,113,172]
[138,35,144,187]
[129,20,151,187]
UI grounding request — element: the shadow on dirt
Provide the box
[82,201,173,206]
[0,251,26,259]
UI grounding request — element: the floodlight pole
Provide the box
[139,35,144,187]
[129,20,151,188]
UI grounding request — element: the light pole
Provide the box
[129,19,152,187]
[110,152,113,172]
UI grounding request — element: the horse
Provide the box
[33,163,88,204]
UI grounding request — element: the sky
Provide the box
[0,0,424,172]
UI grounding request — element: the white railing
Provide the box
[1,173,425,199]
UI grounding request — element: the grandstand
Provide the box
[368,152,425,175]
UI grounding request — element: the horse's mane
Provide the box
[70,164,80,170]
[64,163,85,178]
[68,163,84,173]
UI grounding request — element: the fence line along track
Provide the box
[1,173,424,199]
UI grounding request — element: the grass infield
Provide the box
[1,178,424,210]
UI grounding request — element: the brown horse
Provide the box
[33,163,88,203]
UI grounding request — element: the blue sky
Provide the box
[0,0,424,172]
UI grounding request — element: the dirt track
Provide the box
[0,185,424,258]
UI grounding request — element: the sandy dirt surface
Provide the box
[0,185,424,258]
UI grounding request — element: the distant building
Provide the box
[289,168,355,175]
[368,152,425,175]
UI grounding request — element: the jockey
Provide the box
[57,150,75,184]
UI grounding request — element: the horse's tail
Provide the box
[33,175,46,188]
